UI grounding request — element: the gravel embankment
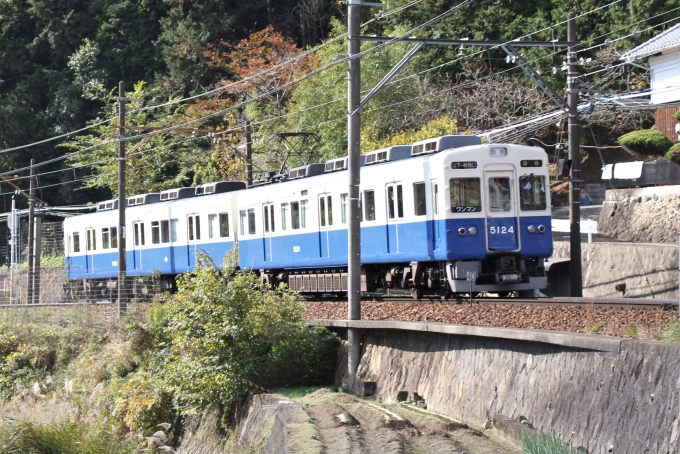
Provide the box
[304,301,677,339]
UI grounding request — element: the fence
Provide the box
[0,266,163,307]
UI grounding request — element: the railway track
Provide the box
[305,295,679,310]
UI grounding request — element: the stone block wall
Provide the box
[346,330,680,453]
[552,241,678,299]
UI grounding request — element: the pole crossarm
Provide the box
[351,42,424,116]
[357,36,576,48]
[500,44,578,117]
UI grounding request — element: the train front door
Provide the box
[318,194,332,258]
[385,183,403,254]
[132,221,145,271]
[187,214,201,268]
[262,204,275,262]
[484,169,520,251]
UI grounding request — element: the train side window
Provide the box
[291,202,300,229]
[414,182,426,216]
[170,220,178,242]
[240,210,246,235]
[161,220,170,243]
[110,227,117,249]
[219,213,229,237]
[134,222,145,246]
[208,214,216,238]
[86,228,96,251]
[432,182,439,215]
[301,200,309,228]
[247,208,256,234]
[449,178,482,213]
[188,216,195,241]
[519,175,547,211]
[151,221,160,244]
[319,195,332,226]
[263,204,274,233]
[340,194,348,224]
[281,204,289,230]
[187,215,200,241]
[73,232,80,253]
[488,177,511,212]
[102,228,110,249]
[364,190,376,221]
[386,184,403,219]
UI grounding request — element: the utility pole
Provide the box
[27,159,35,304]
[118,81,127,317]
[346,0,361,393]
[567,13,583,297]
[245,121,253,187]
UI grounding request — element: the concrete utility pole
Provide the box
[27,159,35,304]
[567,13,583,297]
[118,81,127,317]
[347,0,362,393]
[245,121,253,187]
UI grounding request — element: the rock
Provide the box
[482,419,492,430]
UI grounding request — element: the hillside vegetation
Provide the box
[0,252,337,451]
[1,0,676,206]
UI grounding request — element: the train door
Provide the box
[318,194,333,258]
[187,214,201,268]
[431,180,442,252]
[484,169,520,251]
[85,228,96,273]
[385,183,404,254]
[132,221,145,271]
[262,204,275,262]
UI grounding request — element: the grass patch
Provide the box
[589,321,607,333]
[659,321,680,343]
[270,386,326,400]
[625,326,638,337]
[522,433,587,454]
[0,418,133,454]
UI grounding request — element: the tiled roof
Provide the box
[621,22,680,61]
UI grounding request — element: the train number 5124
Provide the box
[489,226,514,234]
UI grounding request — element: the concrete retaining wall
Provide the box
[551,241,679,299]
[330,322,680,453]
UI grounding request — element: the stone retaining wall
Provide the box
[552,241,678,299]
[337,328,680,453]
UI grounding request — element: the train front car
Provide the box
[437,142,552,297]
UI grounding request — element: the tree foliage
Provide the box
[617,130,673,156]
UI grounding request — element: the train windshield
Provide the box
[449,178,481,213]
[519,175,547,211]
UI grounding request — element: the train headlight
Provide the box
[458,227,467,236]
[468,227,477,235]
[527,225,536,233]
[537,225,546,233]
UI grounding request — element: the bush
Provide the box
[674,110,680,121]
[665,143,680,163]
[617,130,673,156]
[160,250,338,418]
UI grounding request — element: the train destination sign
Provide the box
[451,161,477,169]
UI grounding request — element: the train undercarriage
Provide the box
[260,254,548,299]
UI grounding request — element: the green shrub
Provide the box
[160,249,338,418]
[617,130,673,155]
[522,433,587,454]
[665,143,680,162]
[674,110,680,121]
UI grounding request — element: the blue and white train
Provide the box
[64,135,552,298]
